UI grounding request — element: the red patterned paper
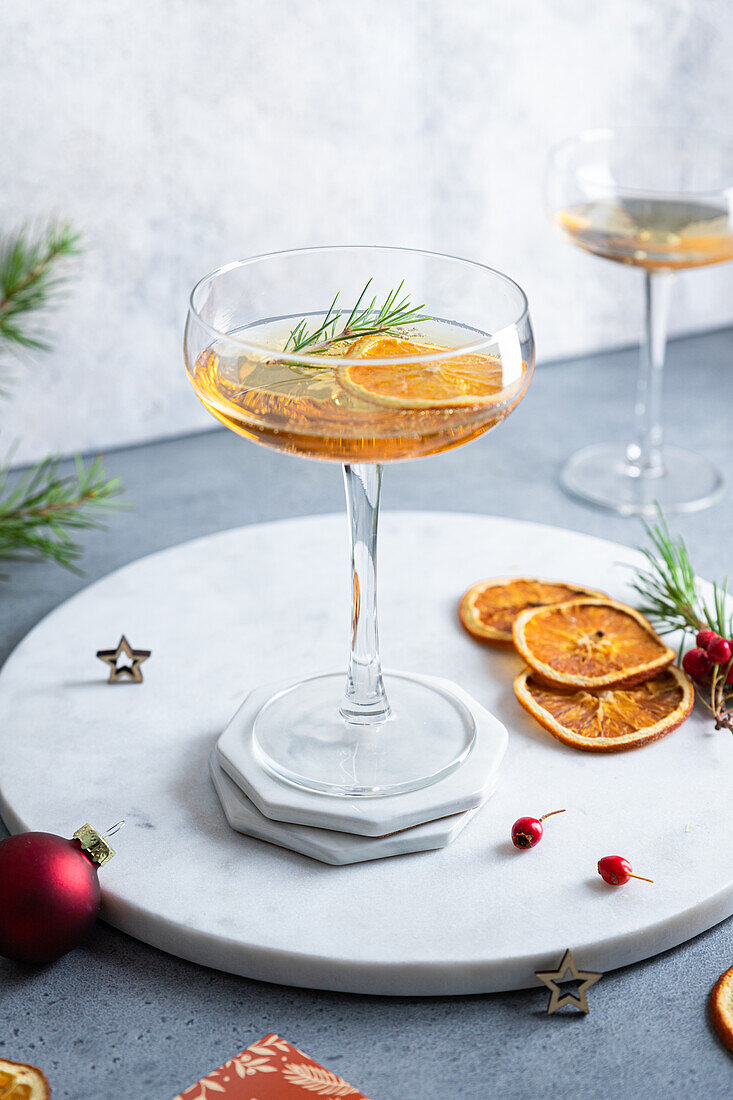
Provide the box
[173,1033,371,1099]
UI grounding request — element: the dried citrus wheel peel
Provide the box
[338,334,522,409]
[459,577,607,645]
[512,597,674,689]
[709,965,733,1051]
[514,665,693,752]
[0,1059,50,1100]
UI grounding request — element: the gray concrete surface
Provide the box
[1,329,732,1098]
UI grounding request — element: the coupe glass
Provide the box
[547,127,733,515]
[185,246,534,797]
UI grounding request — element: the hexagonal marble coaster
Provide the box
[215,672,508,837]
[210,751,491,865]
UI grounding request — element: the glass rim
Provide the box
[547,125,733,201]
[187,244,530,367]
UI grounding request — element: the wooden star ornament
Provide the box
[96,635,151,683]
[535,948,602,1015]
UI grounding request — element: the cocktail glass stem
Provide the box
[340,463,392,725]
[625,271,675,479]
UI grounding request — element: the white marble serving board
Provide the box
[0,512,731,996]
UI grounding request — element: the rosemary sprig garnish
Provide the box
[631,507,733,732]
[282,278,428,355]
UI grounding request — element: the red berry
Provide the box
[682,647,711,681]
[597,855,653,886]
[707,636,732,665]
[511,809,565,849]
[511,816,543,849]
[597,855,632,885]
[726,664,733,686]
[696,629,718,650]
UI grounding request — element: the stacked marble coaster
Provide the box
[212,676,508,866]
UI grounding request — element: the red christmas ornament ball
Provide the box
[0,831,101,963]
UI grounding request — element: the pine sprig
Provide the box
[630,509,731,637]
[0,221,81,355]
[282,277,428,354]
[631,507,733,733]
[0,455,125,570]
[0,219,127,571]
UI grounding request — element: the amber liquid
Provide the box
[557,198,733,270]
[191,319,528,462]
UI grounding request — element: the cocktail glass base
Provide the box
[215,672,509,835]
[560,442,725,516]
[251,671,475,798]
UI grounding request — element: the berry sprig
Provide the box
[681,629,733,732]
[631,510,733,735]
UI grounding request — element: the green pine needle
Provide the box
[0,219,126,571]
[0,221,82,360]
[0,455,126,571]
[630,507,732,638]
[282,278,428,354]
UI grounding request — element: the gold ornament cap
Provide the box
[73,823,116,867]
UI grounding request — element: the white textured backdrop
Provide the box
[2,0,733,462]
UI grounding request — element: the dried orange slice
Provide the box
[514,666,693,752]
[0,1059,50,1099]
[709,965,733,1051]
[338,334,522,409]
[459,577,607,645]
[512,598,674,688]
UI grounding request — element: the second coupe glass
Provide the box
[547,126,733,515]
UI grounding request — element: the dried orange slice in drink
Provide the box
[459,577,607,645]
[709,965,733,1051]
[0,1059,50,1099]
[512,597,674,688]
[514,666,693,752]
[338,334,521,408]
